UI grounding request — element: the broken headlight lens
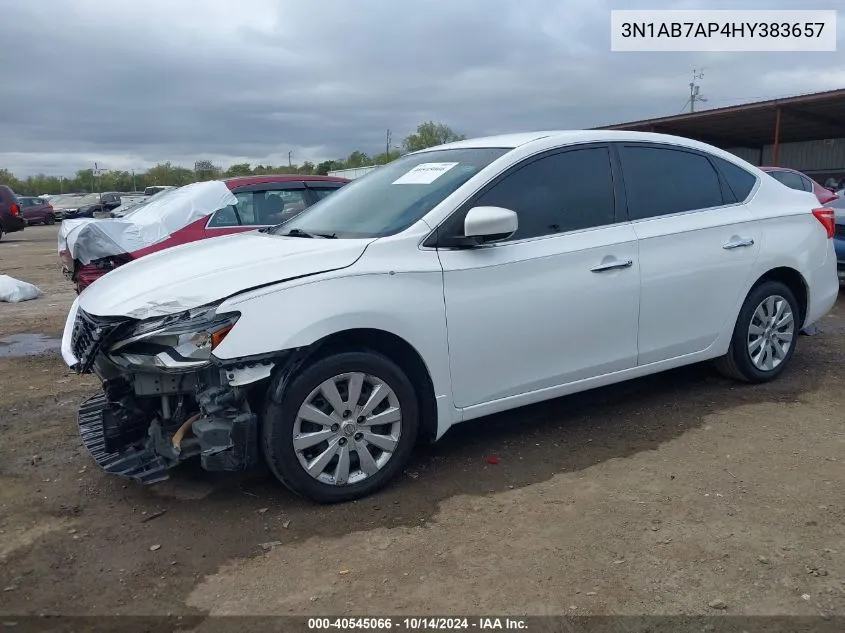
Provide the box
[108,303,240,370]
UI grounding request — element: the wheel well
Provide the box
[754,267,808,326]
[298,329,438,444]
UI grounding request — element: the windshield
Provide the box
[267,147,509,238]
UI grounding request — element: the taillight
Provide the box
[9,203,19,216]
[812,207,835,238]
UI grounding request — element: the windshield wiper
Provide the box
[283,228,316,238]
[280,228,337,239]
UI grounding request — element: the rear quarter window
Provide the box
[710,157,758,202]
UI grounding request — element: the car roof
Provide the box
[420,130,754,156]
[223,174,349,189]
[759,166,796,172]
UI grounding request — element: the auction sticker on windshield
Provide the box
[392,162,459,185]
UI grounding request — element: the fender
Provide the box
[214,269,458,437]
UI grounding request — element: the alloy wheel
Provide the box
[747,294,795,371]
[292,372,402,486]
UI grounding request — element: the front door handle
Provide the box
[723,237,755,250]
[591,258,633,273]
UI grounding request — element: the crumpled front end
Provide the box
[64,299,270,484]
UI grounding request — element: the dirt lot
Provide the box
[1,225,845,620]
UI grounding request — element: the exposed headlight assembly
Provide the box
[109,303,240,372]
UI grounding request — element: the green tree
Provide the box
[170,166,195,186]
[403,121,465,152]
[0,168,23,192]
[194,160,220,181]
[372,149,402,165]
[345,151,371,168]
[315,160,342,175]
[146,162,175,186]
[225,163,253,177]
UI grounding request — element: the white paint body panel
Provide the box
[66,130,839,441]
[438,224,640,409]
[77,231,372,319]
[632,206,762,365]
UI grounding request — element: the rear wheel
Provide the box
[44,213,55,225]
[714,280,799,383]
[262,351,419,503]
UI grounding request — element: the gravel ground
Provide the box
[1,225,844,621]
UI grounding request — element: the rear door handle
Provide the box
[591,258,633,272]
[723,237,755,250]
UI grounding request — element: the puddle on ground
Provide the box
[0,333,61,358]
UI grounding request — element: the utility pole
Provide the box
[288,151,293,169]
[385,129,392,155]
[688,68,707,113]
[93,162,98,194]
[132,170,136,192]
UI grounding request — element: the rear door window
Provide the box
[618,145,725,220]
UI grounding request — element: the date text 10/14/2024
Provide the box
[307,617,528,630]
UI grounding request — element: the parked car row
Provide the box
[61,131,839,503]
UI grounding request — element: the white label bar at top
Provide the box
[611,10,837,52]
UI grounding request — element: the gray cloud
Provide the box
[1,0,842,175]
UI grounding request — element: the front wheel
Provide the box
[262,351,419,503]
[714,280,800,383]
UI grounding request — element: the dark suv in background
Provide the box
[0,185,26,240]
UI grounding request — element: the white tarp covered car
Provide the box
[59,182,236,265]
[58,181,237,291]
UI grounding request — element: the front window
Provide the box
[267,148,509,238]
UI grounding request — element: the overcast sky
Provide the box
[2,0,842,176]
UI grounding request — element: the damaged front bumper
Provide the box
[76,378,261,484]
[64,299,276,485]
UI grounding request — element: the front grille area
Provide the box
[70,309,127,372]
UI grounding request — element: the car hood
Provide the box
[77,231,373,319]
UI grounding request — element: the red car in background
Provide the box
[60,175,348,292]
[18,196,57,225]
[760,166,839,205]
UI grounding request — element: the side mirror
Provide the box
[462,206,518,244]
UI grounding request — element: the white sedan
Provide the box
[62,130,839,503]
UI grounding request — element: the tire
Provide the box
[262,351,420,503]
[0,225,4,241]
[714,280,800,383]
[44,213,55,225]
